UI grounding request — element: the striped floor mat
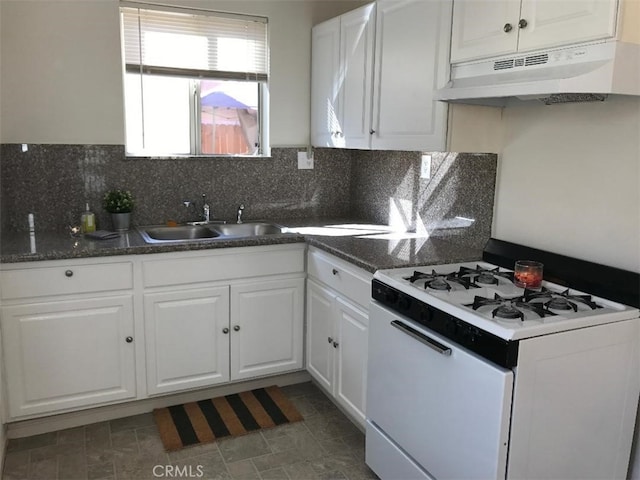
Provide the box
[153,385,304,451]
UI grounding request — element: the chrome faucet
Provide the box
[183,194,213,225]
[202,194,210,223]
[236,204,245,224]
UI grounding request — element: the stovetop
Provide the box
[374,261,639,341]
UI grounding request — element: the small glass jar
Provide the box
[514,260,544,289]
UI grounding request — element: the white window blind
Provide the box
[121,4,268,81]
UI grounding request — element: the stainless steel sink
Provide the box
[137,222,285,243]
[138,225,220,243]
[210,222,283,237]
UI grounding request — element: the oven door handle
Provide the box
[391,320,452,356]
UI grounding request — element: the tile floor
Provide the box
[1,382,378,480]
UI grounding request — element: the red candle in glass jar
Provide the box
[514,260,544,289]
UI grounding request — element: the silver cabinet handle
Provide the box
[332,269,338,275]
[333,341,339,348]
[65,270,73,277]
[390,320,451,356]
[328,336,333,344]
[125,336,133,343]
[233,325,240,332]
[223,327,229,334]
[369,129,375,135]
[503,23,513,33]
[518,18,528,28]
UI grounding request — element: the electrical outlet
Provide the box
[298,151,314,169]
[420,154,431,179]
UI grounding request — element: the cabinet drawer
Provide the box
[307,249,372,309]
[1,262,133,300]
[143,247,305,288]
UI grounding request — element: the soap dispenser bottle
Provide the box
[81,203,96,233]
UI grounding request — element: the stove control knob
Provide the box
[398,296,411,311]
[445,318,458,335]
[419,306,432,322]
[384,290,399,304]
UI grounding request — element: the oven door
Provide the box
[366,301,514,480]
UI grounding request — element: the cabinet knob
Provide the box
[518,18,528,29]
[328,336,333,344]
[369,129,375,135]
[333,341,339,348]
[65,270,73,277]
[503,23,513,33]
[125,336,133,343]
[233,325,240,332]
[332,268,339,275]
[223,327,229,334]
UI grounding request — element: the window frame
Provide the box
[120,2,270,158]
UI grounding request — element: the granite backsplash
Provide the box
[0,144,497,248]
[351,150,497,248]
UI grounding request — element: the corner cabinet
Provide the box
[311,0,452,152]
[0,261,137,419]
[450,0,619,63]
[141,245,306,396]
[306,247,372,428]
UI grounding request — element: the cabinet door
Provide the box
[518,0,618,52]
[144,287,230,395]
[230,278,304,381]
[306,279,336,391]
[334,297,368,427]
[311,17,341,147]
[1,296,136,418]
[371,0,451,151]
[450,0,521,62]
[340,3,375,149]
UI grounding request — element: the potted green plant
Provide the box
[103,189,134,231]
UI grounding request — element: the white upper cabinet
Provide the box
[371,0,451,151]
[340,5,376,149]
[451,0,619,63]
[312,0,451,152]
[311,4,374,149]
[311,16,341,147]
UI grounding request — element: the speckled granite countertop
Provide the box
[1,218,484,273]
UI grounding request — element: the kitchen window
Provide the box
[120,4,269,157]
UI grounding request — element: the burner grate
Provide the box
[405,270,473,291]
[470,293,555,321]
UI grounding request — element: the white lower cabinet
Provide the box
[231,280,304,381]
[1,295,136,418]
[142,246,306,396]
[306,248,372,428]
[0,245,306,420]
[0,260,136,420]
[144,286,231,395]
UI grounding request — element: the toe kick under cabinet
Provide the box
[0,260,137,419]
[141,245,306,396]
[306,247,373,428]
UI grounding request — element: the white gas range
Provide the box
[365,240,640,480]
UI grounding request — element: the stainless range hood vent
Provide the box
[436,41,640,106]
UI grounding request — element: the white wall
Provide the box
[492,96,640,273]
[0,0,362,146]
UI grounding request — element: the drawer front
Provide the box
[307,249,371,308]
[143,248,305,288]
[1,262,133,299]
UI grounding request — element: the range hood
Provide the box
[436,40,640,106]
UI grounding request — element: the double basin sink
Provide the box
[137,222,286,244]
